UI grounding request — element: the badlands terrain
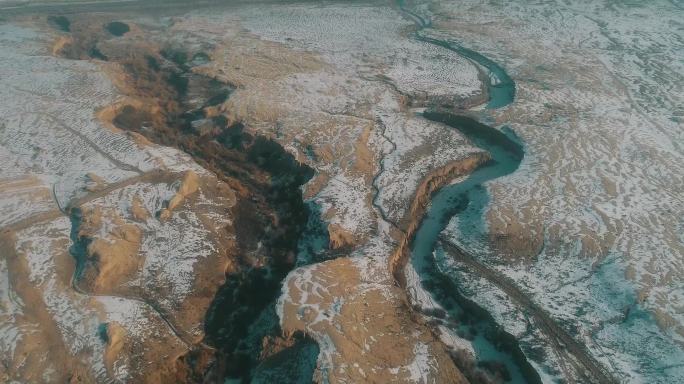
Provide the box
[0,0,682,383]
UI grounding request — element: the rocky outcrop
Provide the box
[130,194,150,221]
[327,223,355,250]
[84,220,142,292]
[103,322,127,377]
[159,170,199,221]
[279,256,469,384]
[388,153,490,283]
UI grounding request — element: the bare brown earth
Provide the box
[0,233,93,383]
[280,256,469,384]
[389,154,490,282]
[79,208,143,292]
[48,14,319,383]
[0,171,218,382]
[0,7,500,383]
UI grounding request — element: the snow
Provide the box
[0,21,226,381]
[0,0,679,381]
[420,0,684,381]
[405,342,437,382]
[0,258,24,364]
[372,91,482,223]
[233,2,481,100]
[0,23,213,211]
[15,219,108,379]
[0,176,55,228]
[315,173,373,237]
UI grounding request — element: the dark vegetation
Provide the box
[105,21,129,36]
[47,15,70,32]
[251,333,320,384]
[57,24,319,383]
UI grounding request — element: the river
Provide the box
[395,2,548,383]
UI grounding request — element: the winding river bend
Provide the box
[420,36,516,109]
[396,1,543,382]
[397,2,617,384]
[409,113,535,383]
[397,1,515,109]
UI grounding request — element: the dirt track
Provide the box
[1,170,175,234]
[1,169,203,350]
[440,239,617,384]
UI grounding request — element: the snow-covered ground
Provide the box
[2,0,679,382]
[235,2,481,100]
[0,21,234,382]
[419,0,684,382]
[190,2,484,243]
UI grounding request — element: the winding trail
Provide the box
[63,170,214,350]
[32,112,143,175]
[69,273,199,349]
[0,170,167,235]
[1,170,204,350]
